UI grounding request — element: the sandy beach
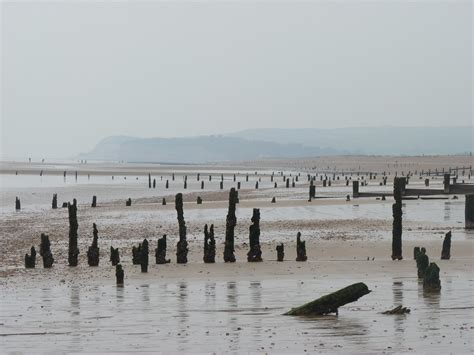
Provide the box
[1,157,473,353]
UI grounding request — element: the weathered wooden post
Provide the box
[203,224,216,263]
[25,246,36,268]
[224,188,238,262]
[197,196,202,204]
[52,194,58,209]
[68,199,79,266]
[296,232,307,261]
[286,179,289,188]
[15,197,21,211]
[87,223,100,266]
[220,181,223,190]
[255,181,259,189]
[175,193,188,264]
[132,243,141,265]
[311,179,316,199]
[116,264,124,286]
[414,246,421,260]
[416,248,429,278]
[166,180,169,189]
[40,233,54,268]
[271,197,276,203]
[110,247,120,266]
[184,180,187,189]
[172,173,175,181]
[352,181,359,198]
[148,173,151,188]
[423,263,441,291]
[201,181,204,189]
[153,179,156,188]
[162,198,166,206]
[425,178,429,187]
[466,194,474,229]
[155,235,170,264]
[391,177,404,260]
[237,181,241,190]
[197,173,200,181]
[443,174,450,194]
[125,198,132,206]
[441,231,451,260]
[247,208,262,262]
[91,195,97,208]
[140,239,149,272]
[276,243,284,261]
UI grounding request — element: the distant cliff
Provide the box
[230,126,473,156]
[80,135,340,163]
[80,126,472,163]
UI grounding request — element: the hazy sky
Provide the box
[1,1,472,158]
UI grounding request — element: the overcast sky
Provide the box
[1,1,472,159]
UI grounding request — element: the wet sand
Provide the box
[1,158,473,353]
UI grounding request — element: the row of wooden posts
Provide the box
[23,188,309,272]
[22,178,472,289]
[24,185,461,288]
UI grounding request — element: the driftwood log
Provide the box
[382,305,411,315]
[284,282,371,316]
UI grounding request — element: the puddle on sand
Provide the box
[1,277,473,353]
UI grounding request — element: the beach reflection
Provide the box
[1,277,472,353]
